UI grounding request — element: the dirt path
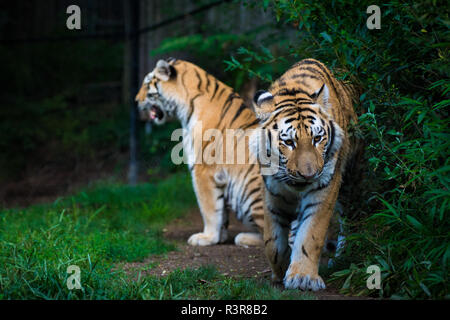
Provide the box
[123,210,370,300]
[125,210,270,279]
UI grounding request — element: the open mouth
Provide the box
[148,105,164,121]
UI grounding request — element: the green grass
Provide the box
[0,172,313,300]
[0,173,196,299]
[129,267,314,300]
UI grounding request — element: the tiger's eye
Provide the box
[284,140,295,147]
[313,136,322,143]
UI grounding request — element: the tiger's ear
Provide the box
[154,59,173,81]
[135,83,148,102]
[312,84,330,110]
[253,90,274,121]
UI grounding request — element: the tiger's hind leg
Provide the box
[235,197,264,247]
[327,201,346,268]
[188,167,227,246]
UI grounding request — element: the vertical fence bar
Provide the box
[125,0,140,185]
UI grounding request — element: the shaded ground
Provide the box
[123,210,369,300]
[0,152,158,208]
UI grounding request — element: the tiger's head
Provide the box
[135,58,179,125]
[253,82,343,189]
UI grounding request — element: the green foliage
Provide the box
[0,173,196,299]
[229,0,449,299]
[152,33,244,59]
[150,27,270,90]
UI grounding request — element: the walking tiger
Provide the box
[251,58,362,291]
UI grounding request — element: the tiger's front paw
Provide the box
[187,232,219,246]
[284,264,326,291]
[284,273,326,291]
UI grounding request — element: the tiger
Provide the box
[135,58,264,247]
[250,58,361,291]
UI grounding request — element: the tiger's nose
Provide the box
[299,164,317,180]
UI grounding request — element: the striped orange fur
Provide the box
[135,58,264,247]
[251,58,361,290]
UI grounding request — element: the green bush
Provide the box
[150,27,273,91]
[226,0,449,299]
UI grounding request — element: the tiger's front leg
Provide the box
[284,173,341,291]
[188,166,227,246]
[263,191,292,283]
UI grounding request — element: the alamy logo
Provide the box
[66,5,81,30]
[366,5,381,29]
[366,265,381,289]
[169,122,280,175]
[67,265,82,290]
